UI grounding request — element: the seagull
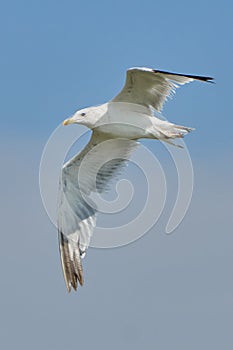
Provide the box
[58,67,213,292]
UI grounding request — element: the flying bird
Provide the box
[58,67,213,292]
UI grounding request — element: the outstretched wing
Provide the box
[58,131,138,292]
[112,67,213,112]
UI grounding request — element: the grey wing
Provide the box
[112,67,213,112]
[58,131,138,292]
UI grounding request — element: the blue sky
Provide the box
[1,1,233,349]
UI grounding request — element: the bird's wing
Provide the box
[58,131,138,291]
[112,67,213,112]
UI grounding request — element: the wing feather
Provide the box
[112,67,213,112]
[58,132,138,291]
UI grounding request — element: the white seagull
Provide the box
[58,67,213,292]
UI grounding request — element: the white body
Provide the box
[69,101,192,142]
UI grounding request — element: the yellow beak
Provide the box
[63,118,72,126]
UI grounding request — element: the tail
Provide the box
[58,231,84,292]
[161,123,194,139]
[153,120,194,147]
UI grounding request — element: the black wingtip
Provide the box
[194,76,215,83]
[205,78,215,84]
[153,69,214,83]
[58,231,84,293]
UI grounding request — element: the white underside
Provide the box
[90,102,190,140]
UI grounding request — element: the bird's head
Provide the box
[63,105,107,129]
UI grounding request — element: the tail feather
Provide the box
[58,232,84,292]
[162,124,194,139]
[153,120,194,147]
[155,120,194,140]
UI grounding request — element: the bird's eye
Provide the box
[81,112,86,117]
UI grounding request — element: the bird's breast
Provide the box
[94,103,153,139]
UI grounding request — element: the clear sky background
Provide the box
[1,1,233,349]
